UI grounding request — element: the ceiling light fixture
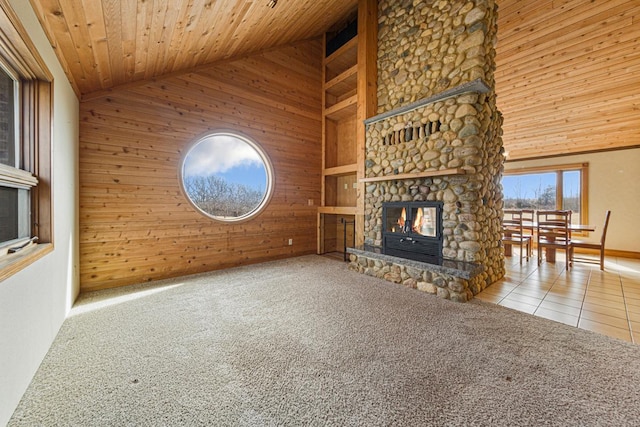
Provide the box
[267,0,277,8]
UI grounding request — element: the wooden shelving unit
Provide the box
[318,28,358,256]
[318,0,377,257]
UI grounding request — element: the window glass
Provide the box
[0,66,16,167]
[0,186,18,242]
[562,170,581,223]
[0,62,32,251]
[0,187,30,243]
[181,133,272,221]
[502,172,556,210]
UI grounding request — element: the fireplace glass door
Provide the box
[384,205,438,237]
[411,206,437,237]
[385,206,408,234]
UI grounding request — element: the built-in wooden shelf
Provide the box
[319,2,376,256]
[324,37,358,80]
[325,65,357,98]
[359,168,466,183]
[318,206,358,215]
[324,94,357,121]
[323,163,357,176]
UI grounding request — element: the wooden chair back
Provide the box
[600,210,611,246]
[536,210,572,268]
[570,210,611,270]
[503,209,525,230]
[520,209,535,256]
[520,209,535,233]
[502,209,531,264]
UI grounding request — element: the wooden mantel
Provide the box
[359,168,466,183]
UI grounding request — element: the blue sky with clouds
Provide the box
[183,134,267,191]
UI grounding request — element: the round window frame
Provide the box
[179,130,274,223]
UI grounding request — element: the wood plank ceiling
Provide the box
[27,0,358,96]
[495,0,640,160]
[29,0,640,160]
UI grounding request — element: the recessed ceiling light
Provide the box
[267,0,277,8]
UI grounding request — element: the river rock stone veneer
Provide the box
[349,0,505,302]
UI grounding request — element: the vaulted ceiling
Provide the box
[28,0,640,160]
[28,0,358,96]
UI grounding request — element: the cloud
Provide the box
[183,135,262,177]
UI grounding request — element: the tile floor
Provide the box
[476,250,640,344]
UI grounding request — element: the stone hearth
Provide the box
[348,245,484,302]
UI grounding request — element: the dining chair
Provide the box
[502,209,531,264]
[536,210,572,269]
[570,210,611,270]
[520,209,535,256]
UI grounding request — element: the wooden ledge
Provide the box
[323,164,357,176]
[324,94,357,121]
[318,206,357,215]
[0,243,53,282]
[359,168,466,183]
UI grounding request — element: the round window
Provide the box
[180,131,273,222]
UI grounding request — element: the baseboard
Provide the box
[606,249,640,259]
[571,247,640,260]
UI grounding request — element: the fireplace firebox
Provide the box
[382,201,443,260]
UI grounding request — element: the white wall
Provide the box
[0,1,79,425]
[504,148,640,254]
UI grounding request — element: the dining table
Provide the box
[503,222,596,262]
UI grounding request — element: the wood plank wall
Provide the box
[79,40,322,291]
[496,0,640,160]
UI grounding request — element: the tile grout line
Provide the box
[535,260,586,325]
[532,265,560,316]
[576,266,592,328]
[516,252,567,315]
[536,263,591,328]
[617,257,636,344]
[496,255,530,305]
[579,257,633,341]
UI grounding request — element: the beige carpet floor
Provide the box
[9,255,640,426]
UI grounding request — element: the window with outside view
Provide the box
[502,165,586,224]
[180,132,272,221]
[0,1,53,280]
[0,62,32,248]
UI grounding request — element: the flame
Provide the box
[397,207,406,231]
[413,208,423,233]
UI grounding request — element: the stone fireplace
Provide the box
[382,201,443,260]
[347,0,505,302]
